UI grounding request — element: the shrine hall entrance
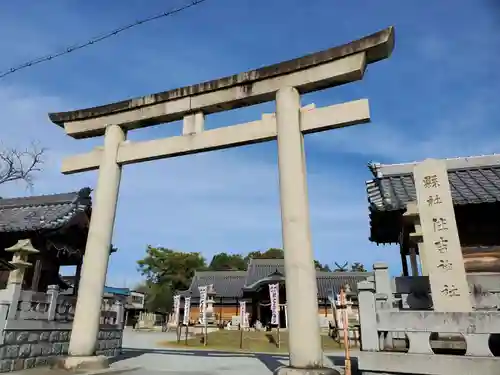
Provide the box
[244,274,287,329]
[255,303,287,329]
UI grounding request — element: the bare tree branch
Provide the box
[0,142,46,188]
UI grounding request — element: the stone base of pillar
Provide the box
[54,355,109,371]
[274,366,341,375]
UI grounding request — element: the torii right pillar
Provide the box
[275,87,338,375]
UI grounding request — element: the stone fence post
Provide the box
[4,282,22,321]
[373,262,393,307]
[0,276,23,344]
[373,262,398,348]
[357,280,379,351]
[112,300,125,328]
[47,285,60,321]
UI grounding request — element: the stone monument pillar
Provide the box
[413,158,472,312]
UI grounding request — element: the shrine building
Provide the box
[365,153,500,276]
[0,188,95,292]
[179,258,371,327]
[0,188,148,324]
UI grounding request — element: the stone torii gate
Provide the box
[48,27,394,372]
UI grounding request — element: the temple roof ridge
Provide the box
[194,270,247,277]
[365,153,500,244]
[0,187,92,209]
[0,187,92,233]
[368,153,500,178]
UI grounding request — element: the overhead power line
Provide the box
[0,0,207,79]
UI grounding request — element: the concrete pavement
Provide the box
[112,329,287,374]
[10,329,355,375]
[108,329,355,375]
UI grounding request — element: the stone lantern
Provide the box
[343,283,351,294]
[5,239,39,284]
[342,283,354,321]
[205,284,217,324]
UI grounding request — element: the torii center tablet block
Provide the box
[48,27,395,372]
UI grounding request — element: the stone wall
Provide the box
[96,328,123,357]
[0,328,122,372]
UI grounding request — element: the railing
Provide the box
[0,283,124,330]
[13,287,78,322]
[366,263,500,314]
[358,279,500,357]
[379,309,499,356]
[390,273,500,311]
[356,264,500,375]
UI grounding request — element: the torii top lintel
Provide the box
[49,26,394,139]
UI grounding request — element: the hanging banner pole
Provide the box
[239,301,247,349]
[173,295,181,343]
[182,297,191,346]
[176,322,181,343]
[277,310,281,349]
[268,283,280,348]
[341,288,351,375]
[173,295,181,325]
[198,286,208,346]
[328,292,340,342]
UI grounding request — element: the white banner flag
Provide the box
[269,283,280,326]
[198,285,208,325]
[173,295,181,325]
[239,301,249,328]
[182,297,191,325]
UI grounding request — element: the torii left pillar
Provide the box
[62,124,125,370]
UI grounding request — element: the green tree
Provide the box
[350,262,367,272]
[260,248,285,258]
[137,246,207,291]
[245,248,285,261]
[244,248,330,271]
[134,283,148,295]
[135,282,174,314]
[314,260,331,272]
[209,252,247,271]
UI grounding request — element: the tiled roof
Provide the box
[316,272,371,299]
[181,258,371,300]
[0,188,92,233]
[184,271,247,298]
[245,258,285,286]
[366,155,500,212]
[244,258,369,299]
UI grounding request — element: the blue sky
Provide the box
[0,0,499,287]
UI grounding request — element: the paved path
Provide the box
[110,329,356,375]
